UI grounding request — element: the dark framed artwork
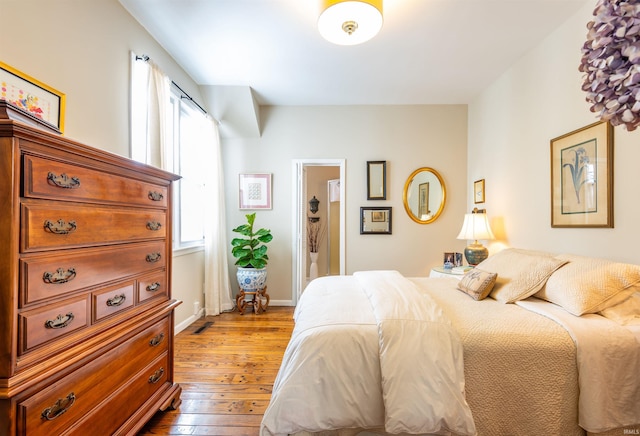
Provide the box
[360,206,392,234]
[367,161,386,200]
[550,121,613,228]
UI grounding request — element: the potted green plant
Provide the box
[231,212,273,292]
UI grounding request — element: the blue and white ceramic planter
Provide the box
[236,267,267,292]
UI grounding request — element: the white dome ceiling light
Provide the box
[318,0,383,46]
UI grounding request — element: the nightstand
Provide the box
[430,266,468,280]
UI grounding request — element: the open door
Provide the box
[291,159,345,303]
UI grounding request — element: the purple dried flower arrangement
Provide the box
[579,0,640,131]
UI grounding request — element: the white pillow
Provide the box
[599,292,640,326]
[476,248,568,303]
[535,254,640,316]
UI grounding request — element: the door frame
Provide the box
[291,159,346,304]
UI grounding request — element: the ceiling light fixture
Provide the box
[318,0,383,46]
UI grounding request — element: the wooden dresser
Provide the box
[0,102,182,435]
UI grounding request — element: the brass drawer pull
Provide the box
[47,172,81,189]
[148,191,164,202]
[41,392,76,421]
[146,221,162,231]
[146,252,161,263]
[44,313,74,329]
[44,219,77,235]
[106,293,126,307]
[149,333,165,347]
[43,267,76,284]
[146,282,161,292]
[148,367,165,384]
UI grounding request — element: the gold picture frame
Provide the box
[473,179,485,204]
[0,61,65,133]
[551,121,613,228]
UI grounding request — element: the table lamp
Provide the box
[456,209,495,266]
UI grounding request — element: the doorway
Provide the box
[291,159,346,303]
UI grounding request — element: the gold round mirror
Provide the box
[402,167,446,224]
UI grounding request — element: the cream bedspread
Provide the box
[261,274,635,436]
[517,298,640,432]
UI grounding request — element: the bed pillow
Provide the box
[475,248,568,303]
[457,269,497,301]
[599,292,640,325]
[535,254,640,316]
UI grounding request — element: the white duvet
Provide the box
[260,271,476,436]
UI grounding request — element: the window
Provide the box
[130,54,206,251]
[169,92,206,249]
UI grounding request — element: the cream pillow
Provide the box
[457,269,497,301]
[475,248,568,303]
[535,254,640,316]
[599,292,640,326]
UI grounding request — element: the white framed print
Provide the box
[239,173,272,209]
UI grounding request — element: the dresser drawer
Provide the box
[138,271,168,303]
[16,316,171,435]
[20,242,166,307]
[63,354,169,435]
[23,154,168,208]
[92,282,135,322]
[21,202,166,252]
[19,297,89,352]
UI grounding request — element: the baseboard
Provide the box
[174,308,205,334]
[269,300,295,306]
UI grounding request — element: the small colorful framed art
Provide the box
[239,173,272,210]
[0,61,65,133]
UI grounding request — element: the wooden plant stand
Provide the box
[236,286,270,315]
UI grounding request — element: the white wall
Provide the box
[468,1,640,264]
[2,0,205,328]
[223,105,469,303]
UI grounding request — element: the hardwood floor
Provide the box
[138,306,295,435]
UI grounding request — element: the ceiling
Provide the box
[119,0,590,106]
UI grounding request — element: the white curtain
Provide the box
[200,115,234,315]
[130,52,171,169]
[131,52,232,315]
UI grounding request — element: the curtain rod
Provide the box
[135,54,208,115]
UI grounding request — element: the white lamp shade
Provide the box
[456,213,495,241]
[318,0,383,45]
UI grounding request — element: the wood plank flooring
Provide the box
[138,306,295,435]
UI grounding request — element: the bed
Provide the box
[260,249,640,436]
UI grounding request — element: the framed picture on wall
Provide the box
[360,207,392,234]
[239,173,272,209]
[474,179,485,204]
[0,61,65,133]
[550,121,613,228]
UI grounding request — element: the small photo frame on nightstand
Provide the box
[443,252,455,269]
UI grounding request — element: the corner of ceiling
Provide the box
[200,85,262,139]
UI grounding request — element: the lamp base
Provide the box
[464,243,488,266]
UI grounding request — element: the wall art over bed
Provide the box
[550,121,613,228]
